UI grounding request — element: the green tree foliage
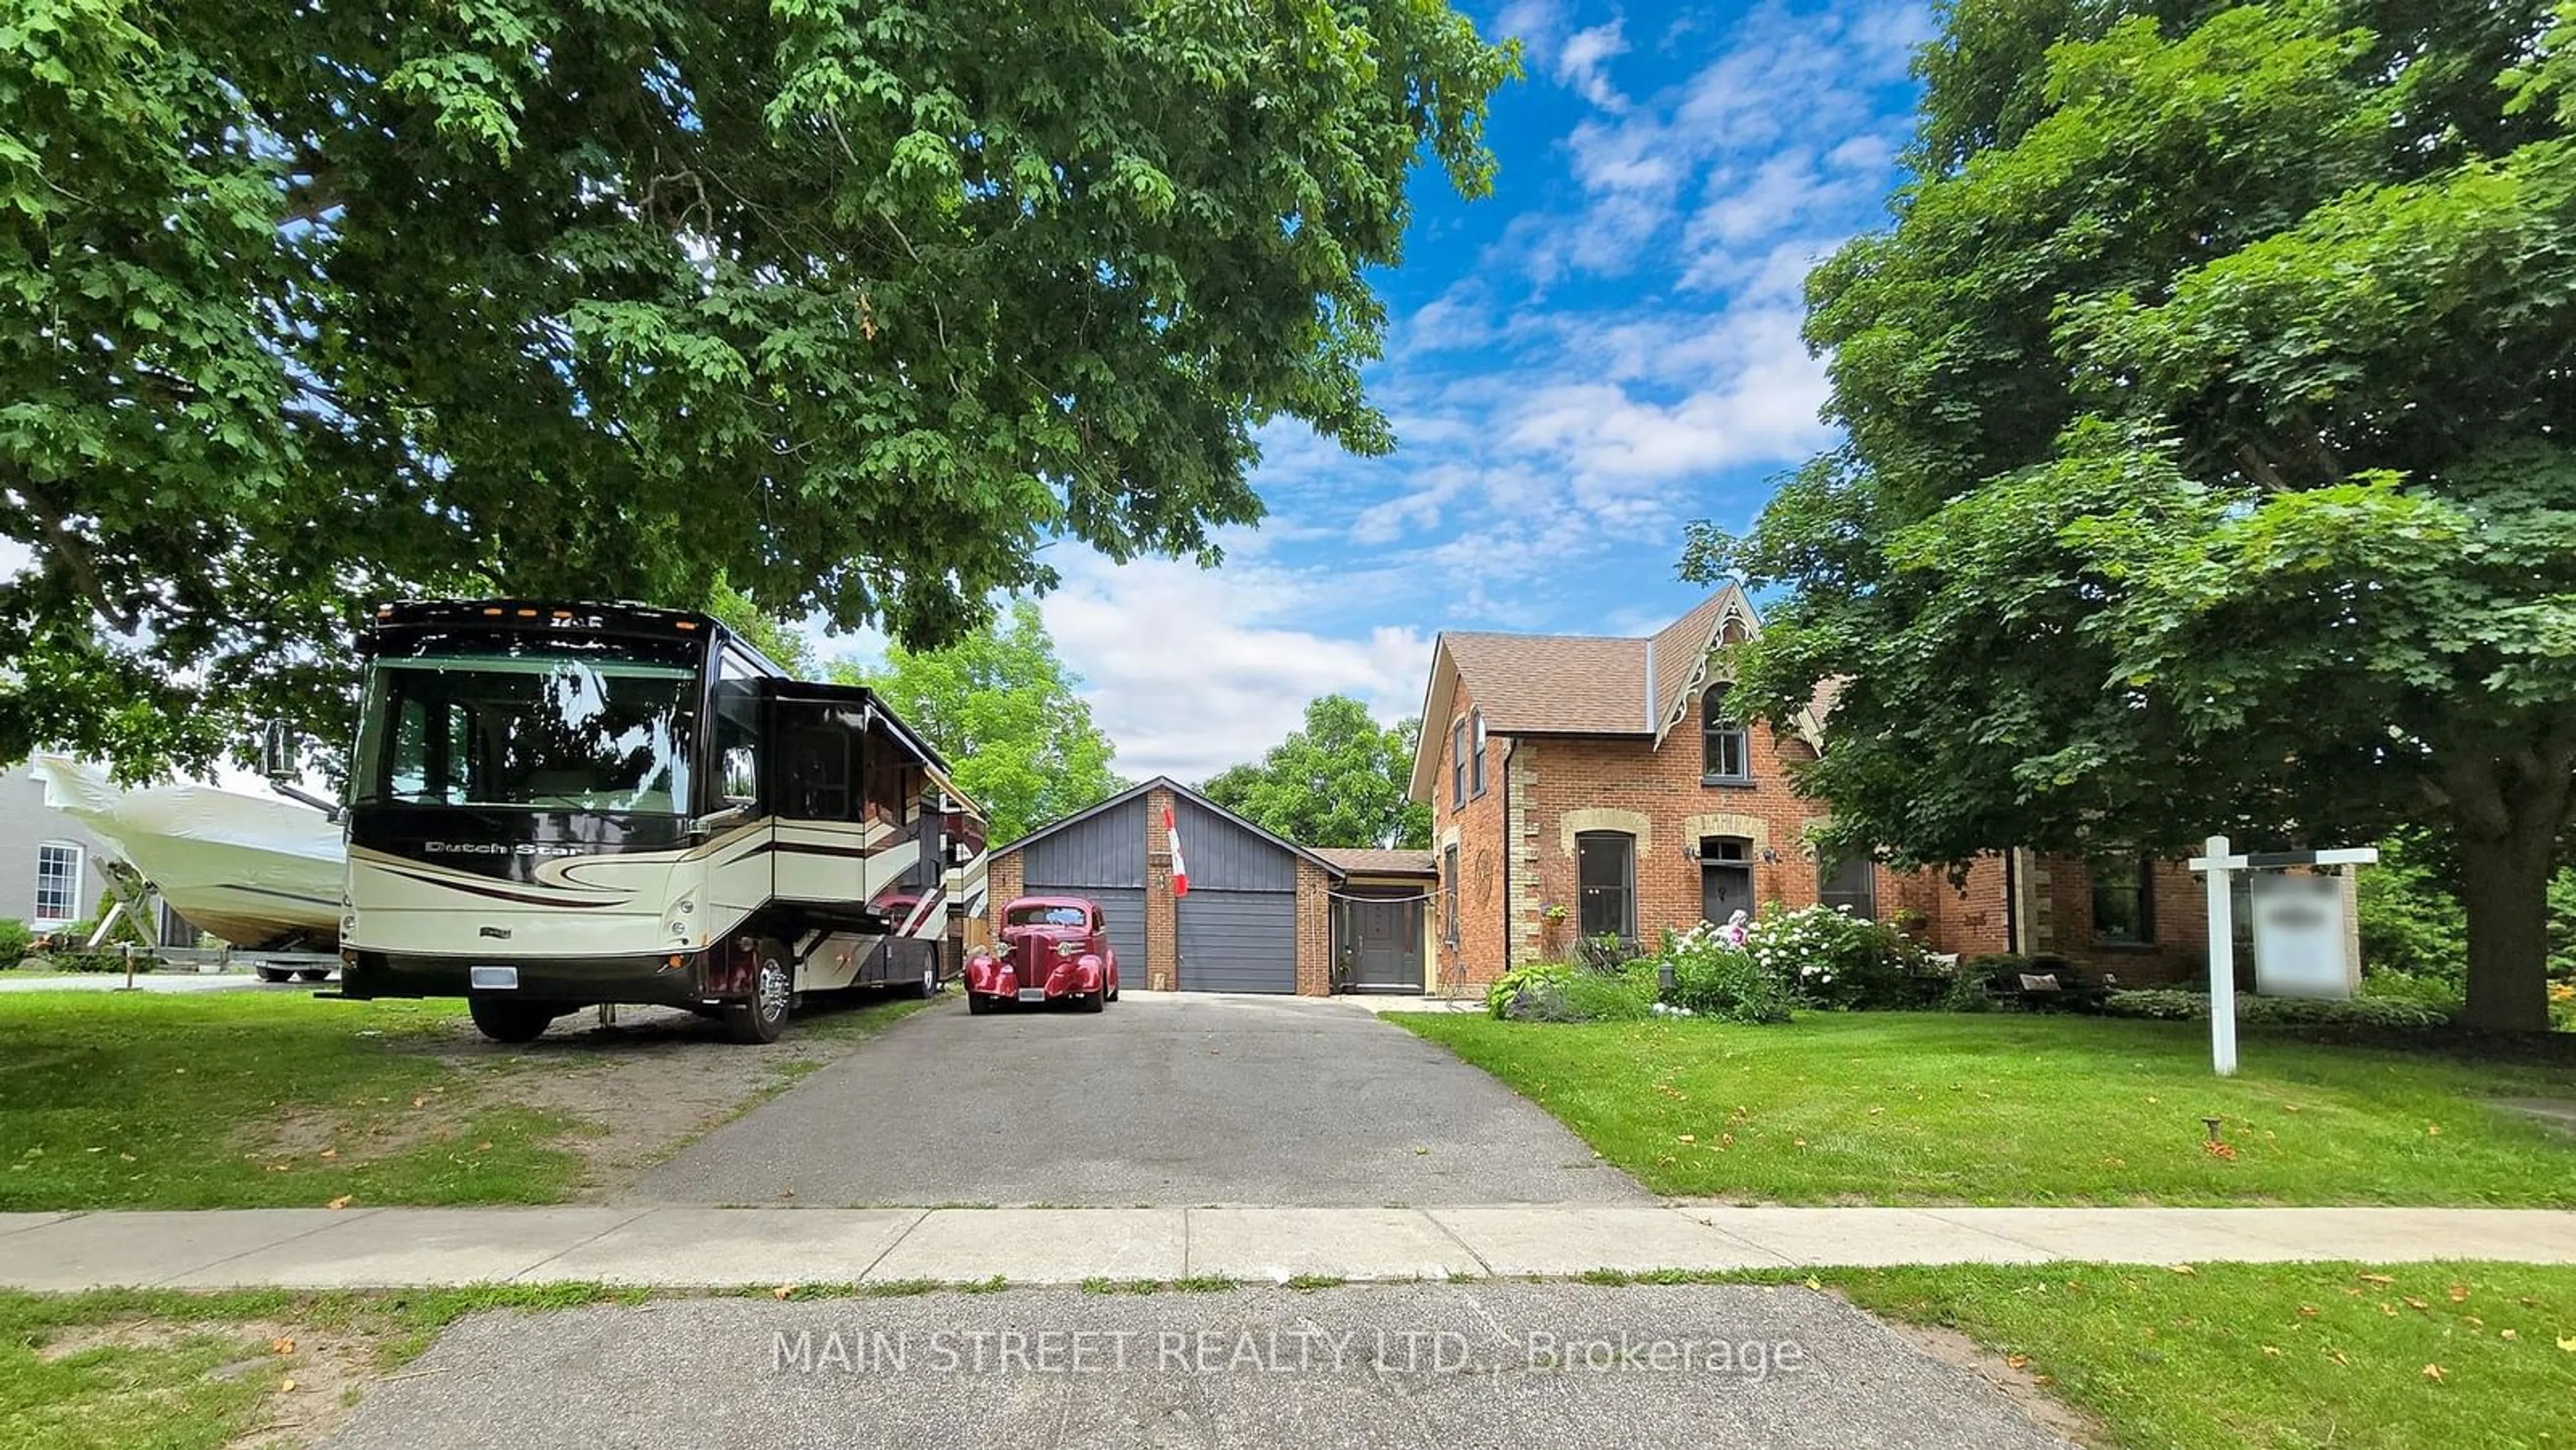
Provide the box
[841,600,1120,846]
[703,580,818,681]
[0,0,1516,772]
[1201,696,1428,849]
[1686,0,2576,1029]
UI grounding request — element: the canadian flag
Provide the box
[1165,805,1189,897]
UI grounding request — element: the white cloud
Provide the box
[1556,20,1633,111]
[1507,0,1925,291]
[0,536,31,581]
[1350,464,1474,546]
[1400,283,1500,356]
[1680,233,1841,301]
[1036,548,1432,783]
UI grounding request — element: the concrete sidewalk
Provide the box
[2,1204,2571,1292]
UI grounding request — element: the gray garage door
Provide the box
[1175,889,1297,993]
[1020,883,1146,988]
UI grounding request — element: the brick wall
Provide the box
[1519,726,1837,964]
[987,852,1023,915]
[1144,785,1178,991]
[1430,678,1511,993]
[1293,860,1332,996]
[1430,698,2023,986]
[1911,855,2012,958]
[2028,854,2210,986]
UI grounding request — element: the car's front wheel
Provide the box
[724,940,794,1044]
[966,991,993,1015]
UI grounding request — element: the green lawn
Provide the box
[0,1285,633,1450]
[0,994,585,1211]
[1833,1261,2576,1449]
[0,991,931,1211]
[1394,1013,2576,1205]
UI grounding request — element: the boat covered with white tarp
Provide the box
[29,755,343,949]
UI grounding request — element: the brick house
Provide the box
[1403,586,2216,991]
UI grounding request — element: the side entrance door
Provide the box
[1348,896,1424,990]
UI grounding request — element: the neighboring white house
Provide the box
[2,763,111,931]
[1,763,191,942]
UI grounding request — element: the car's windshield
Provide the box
[1007,905,1088,927]
[354,653,698,813]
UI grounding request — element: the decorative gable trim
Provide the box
[1651,585,1760,748]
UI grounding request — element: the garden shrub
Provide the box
[50,948,160,973]
[2358,971,2465,1013]
[1741,903,1949,1010]
[48,914,148,950]
[1486,960,1656,1023]
[1557,964,1658,1022]
[1485,962,1574,1019]
[0,919,32,966]
[1651,924,1794,1025]
[2101,989,2454,1031]
[1935,966,1994,1013]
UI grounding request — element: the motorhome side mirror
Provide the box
[260,721,299,783]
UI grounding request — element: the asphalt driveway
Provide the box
[323,1283,2074,1450]
[628,993,1650,1207]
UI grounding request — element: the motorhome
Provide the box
[331,600,987,1043]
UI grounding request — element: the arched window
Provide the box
[1703,684,1750,782]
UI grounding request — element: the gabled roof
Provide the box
[1311,846,1438,877]
[992,775,1348,877]
[1441,632,1652,734]
[1405,585,1765,801]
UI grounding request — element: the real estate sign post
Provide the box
[2188,838,2379,1078]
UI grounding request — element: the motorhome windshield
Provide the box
[354,653,698,813]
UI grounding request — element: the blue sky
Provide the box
[926,0,1935,783]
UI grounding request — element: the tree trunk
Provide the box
[2456,824,2555,1034]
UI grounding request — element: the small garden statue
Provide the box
[1717,910,1750,947]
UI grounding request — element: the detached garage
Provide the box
[986,777,1340,995]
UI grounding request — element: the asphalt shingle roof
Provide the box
[1311,847,1438,877]
[1442,631,1652,734]
[1442,590,1748,737]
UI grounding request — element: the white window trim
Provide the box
[32,841,85,928]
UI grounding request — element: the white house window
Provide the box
[1469,710,1487,797]
[34,842,83,926]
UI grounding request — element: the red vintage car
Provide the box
[964,896,1120,1013]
